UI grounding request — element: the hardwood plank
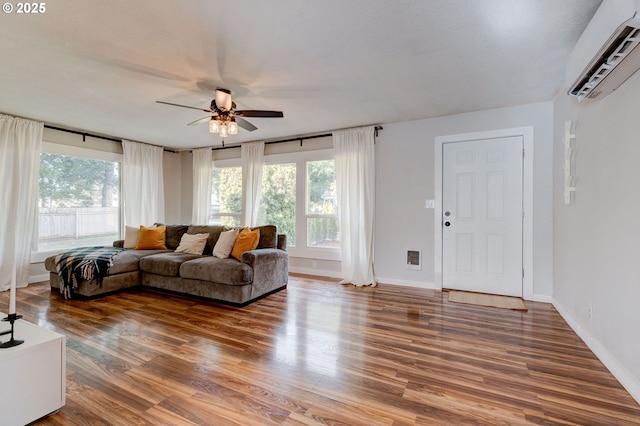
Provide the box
[1,277,637,425]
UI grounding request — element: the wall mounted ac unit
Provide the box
[567,0,640,101]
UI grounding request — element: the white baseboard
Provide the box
[29,273,49,284]
[530,293,553,303]
[376,277,436,289]
[553,298,640,405]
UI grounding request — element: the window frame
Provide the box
[264,149,341,261]
[32,141,123,262]
[210,158,243,226]
[303,157,339,253]
[211,148,340,261]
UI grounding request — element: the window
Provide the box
[306,159,339,248]
[258,163,297,245]
[211,149,339,260]
[37,143,121,252]
[211,165,242,226]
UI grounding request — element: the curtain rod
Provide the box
[210,125,383,151]
[43,124,179,153]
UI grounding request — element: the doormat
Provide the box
[448,290,527,312]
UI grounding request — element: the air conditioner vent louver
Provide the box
[571,27,640,100]
[566,0,640,102]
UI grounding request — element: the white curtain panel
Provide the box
[241,141,265,227]
[0,114,43,291]
[191,147,213,224]
[333,126,377,287]
[122,140,165,227]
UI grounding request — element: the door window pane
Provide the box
[38,152,120,251]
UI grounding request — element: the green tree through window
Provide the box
[306,160,338,247]
[259,163,296,244]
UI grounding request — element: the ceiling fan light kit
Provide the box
[157,88,283,142]
[209,116,238,137]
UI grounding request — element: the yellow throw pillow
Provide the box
[231,227,260,260]
[135,225,167,250]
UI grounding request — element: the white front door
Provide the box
[442,136,523,297]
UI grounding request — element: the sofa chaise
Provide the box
[45,224,289,306]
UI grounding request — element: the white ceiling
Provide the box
[0,0,601,150]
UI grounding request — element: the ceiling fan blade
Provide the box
[235,110,284,118]
[187,116,214,126]
[236,117,258,132]
[156,100,213,113]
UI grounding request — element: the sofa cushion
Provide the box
[140,252,203,277]
[135,225,167,250]
[180,257,253,286]
[187,225,226,255]
[123,226,139,249]
[165,224,190,250]
[175,233,209,255]
[45,248,170,275]
[213,228,239,258]
[252,225,277,249]
[231,227,260,260]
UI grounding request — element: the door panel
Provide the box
[442,136,523,297]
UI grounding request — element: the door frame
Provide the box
[434,127,534,300]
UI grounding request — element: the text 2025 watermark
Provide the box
[3,3,46,14]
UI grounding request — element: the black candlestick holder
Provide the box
[0,313,24,348]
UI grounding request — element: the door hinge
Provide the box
[522,268,525,278]
[522,148,525,158]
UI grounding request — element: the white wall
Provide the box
[552,73,640,402]
[375,102,554,298]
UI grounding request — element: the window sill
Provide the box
[31,250,61,264]
[286,247,342,261]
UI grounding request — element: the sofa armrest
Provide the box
[277,234,287,251]
[241,248,289,299]
[241,248,287,267]
[113,240,124,248]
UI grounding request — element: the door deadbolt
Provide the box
[444,210,451,217]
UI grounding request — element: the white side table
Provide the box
[0,312,66,426]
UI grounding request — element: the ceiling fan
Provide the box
[157,88,283,139]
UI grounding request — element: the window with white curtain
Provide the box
[211,149,340,260]
[35,142,122,254]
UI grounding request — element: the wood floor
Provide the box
[3,276,639,425]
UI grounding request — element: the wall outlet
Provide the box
[588,303,593,320]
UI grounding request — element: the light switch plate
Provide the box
[424,199,435,209]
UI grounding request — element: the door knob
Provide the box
[444,221,451,227]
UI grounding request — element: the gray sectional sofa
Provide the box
[45,224,289,306]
